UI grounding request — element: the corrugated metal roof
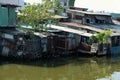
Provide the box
[90,24,120,33]
[67,9,111,16]
[48,24,120,37]
[113,20,120,25]
[48,24,93,37]
[34,32,47,38]
[60,22,103,32]
[70,6,88,11]
[52,15,68,19]
[34,32,55,38]
[111,33,120,36]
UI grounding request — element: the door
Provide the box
[97,44,108,55]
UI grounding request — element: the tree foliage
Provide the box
[19,0,61,31]
[52,0,64,14]
[91,30,112,44]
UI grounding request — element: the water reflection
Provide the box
[0,57,71,67]
[0,56,120,80]
[97,72,120,80]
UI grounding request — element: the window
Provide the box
[111,36,120,47]
[86,19,90,23]
[67,13,72,19]
[81,36,90,44]
[74,15,82,20]
[95,16,106,24]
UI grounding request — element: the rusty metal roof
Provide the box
[48,24,93,37]
[60,22,103,32]
[49,23,120,37]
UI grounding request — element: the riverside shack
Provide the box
[0,1,41,58]
[49,7,120,55]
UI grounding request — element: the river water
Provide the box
[0,55,120,80]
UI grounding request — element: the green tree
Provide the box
[19,0,57,32]
[52,0,63,14]
[91,30,112,44]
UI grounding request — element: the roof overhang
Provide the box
[52,15,68,19]
[47,24,93,37]
[67,9,111,16]
[95,16,106,20]
[0,3,20,7]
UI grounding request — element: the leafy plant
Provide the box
[18,0,62,32]
[91,30,112,44]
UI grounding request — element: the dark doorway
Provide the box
[86,19,90,23]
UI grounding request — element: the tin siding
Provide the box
[8,8,17,26]
[111,46,120,54]
[0,5,1,25]
[0,6,8,26]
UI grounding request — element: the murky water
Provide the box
[0,55,120,80]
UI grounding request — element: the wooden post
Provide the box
[65,32,67,55]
